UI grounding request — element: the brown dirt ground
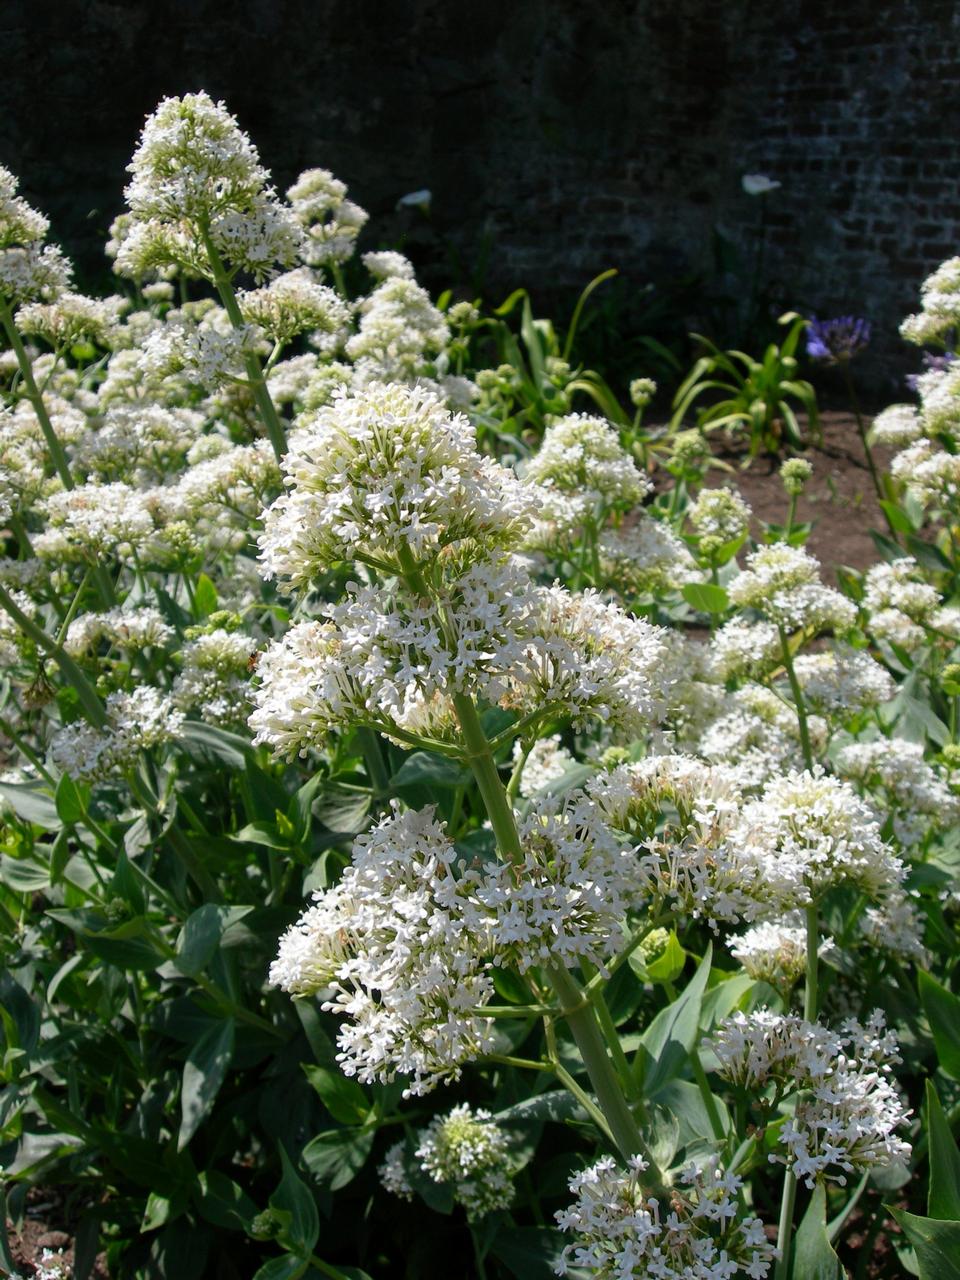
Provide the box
[696,409,895,582]
[4,1187,109,1278]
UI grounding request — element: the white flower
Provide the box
[396,188,432,211]
[414,1104,513,1221]
[556,1154,775,1278]
[269,805,495,1095]
[513,733,576,797]
[742,173,781,195]
[50,687,184,782]
[258,381,535,586]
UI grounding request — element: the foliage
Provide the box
[670,312,819,458]
[0,94,958,1280]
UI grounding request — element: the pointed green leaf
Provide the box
[681,582,729,614]
[890,1208,960,1280]
[271,1145,319,1257]
[794,1183,843,1279]
[301,1127,374,1191]
[302,1065,369,1126]
[634,946,712,1096]
[919,970,960,1079]
[178,1018,235,1150]
[252,1256,308,1280]
[194,573,218,618]
[927,1081,960,1221]
[55,773,89,825]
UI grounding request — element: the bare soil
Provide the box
[698,410,895,581]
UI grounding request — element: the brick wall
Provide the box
[1,0,957,389]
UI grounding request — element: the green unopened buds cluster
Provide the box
[780,456,813,495]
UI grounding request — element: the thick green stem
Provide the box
[450,688,659,1178]
[774,1171,799,1280]
[357,727,390,797]
[804,901,819,1022]
[200,232,288,464]
[778,624,814,771]
[0,300,74,490]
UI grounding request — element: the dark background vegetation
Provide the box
[2,0,959,393]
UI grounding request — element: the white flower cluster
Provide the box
[344,277,449,381]
[513,733,576,797]
[900,256,960,347]
[728,545,856,634]
[738,769,903,904]
[63,606,173,657]
[862,557,960,651]
[708,617,781,681]
[588,757,773,927]
[711,1009,911,1187]
[50,686,184,781]
[792,647,894,714]
[555,1154,775,1279]
[381,1104,514,1222]
[522,413,650,515]
[118,92,303,281]
[687,486,751,547]
[870,403,924,448]
[16,291,126,348]
[837,737,960,848]
[259,382,534,585]
[287,167,369,267]
[0,164,72,305]
[237,267,350,345]
[173,628,258,726]
[269,805,496,1095]
[597,517,703,596]
[728,914,810,989]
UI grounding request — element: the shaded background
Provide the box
[2,0,958,392]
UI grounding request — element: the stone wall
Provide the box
[1,0,958,388]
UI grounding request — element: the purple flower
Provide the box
[806,316,871,363]
[906,350,955,392]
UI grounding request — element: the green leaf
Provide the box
[0,855,52,892]
[55,773,89,825]
[920,970,960,1079]
[301,1127,374,1191]
[636,931,686,985]
[175,905,253,978]
[178,720,253,768]
[890,1209,960,1280]
[49,828,71,885]
[634,946,712,1096]
[878,500,917,535]
[195,1170,258,1233]
[0,781,60,828]
[178,1018,235,1150]
[489,1226,567,1280]
[794,1183,843,1279]
[926,1080,960,1220]
[231,820,291,850]
[194,572,218,618]
[252,1255,309,1280]
[271,1145,320,1257]
[906,532,953,573]
[681,582,729,614]
[391,751,470,790]
[302,1065,369,1126]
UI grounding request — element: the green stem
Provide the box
[774,1171,798,1280]
[0,299,74,490]
[843,362,895,538]
[778,624,813,770]
[451,688,657,1174]
[200,231,288,464]
[0,581,106,727]
[804,901,819,1021]
[357,726,390,796]
[775,902,821,1278]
